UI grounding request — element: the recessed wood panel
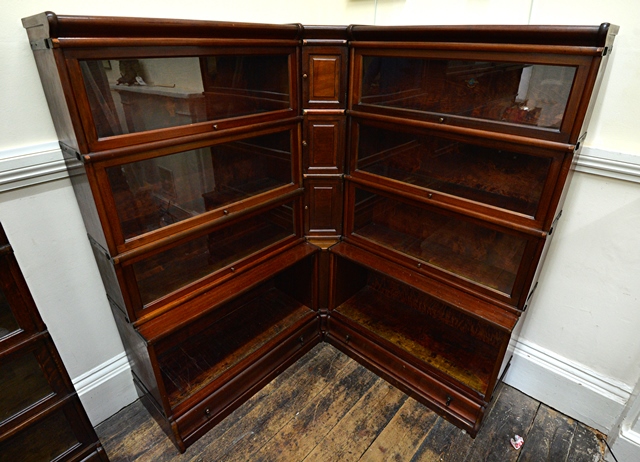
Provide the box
[303,46,348,108]
[304,114,345,174]
[311,57,340,99]
[305,179,343,236]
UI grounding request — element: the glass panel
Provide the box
[0,286,20,339]
[336,269,505,394]
[107,130,292,240]
[353,189,527,294]
[0,350,54,423]
[0,408,79,462]
[80,55,290,138]
[157,279,311,408]
[132,201,295,305]
[357,124,552,216]
[361,57,577,129]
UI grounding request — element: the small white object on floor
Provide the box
[510,434,524,450]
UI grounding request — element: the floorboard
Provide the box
[96,343,606,462]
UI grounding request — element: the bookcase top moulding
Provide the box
[23,11,617,47]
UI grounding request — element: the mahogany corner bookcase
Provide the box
[23,12,617,452]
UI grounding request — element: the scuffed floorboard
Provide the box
[96,343,606,462]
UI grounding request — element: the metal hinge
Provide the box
[30,38,53,51]
[549,210,563,236]
[574,132,588,152]
[60,144,84,163]
[523,281,539,311]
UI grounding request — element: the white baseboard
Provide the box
[72,353,137,426]
[503,338,633,433]
[608,428,640,461]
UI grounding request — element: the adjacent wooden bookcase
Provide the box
[23,12,617,451]
[0,223,110,461]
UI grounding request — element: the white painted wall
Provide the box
[2,3,639,457]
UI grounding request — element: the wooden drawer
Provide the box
[326,316,485,436]
[174,319,320,449]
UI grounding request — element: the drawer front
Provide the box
[174,319,320,446]
[327,317,484,435]
[302,46,348,108]
[303,114,345,174]
[304,178,343,237]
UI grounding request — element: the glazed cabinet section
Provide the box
[332,23,617,433]
[71,122,303,324]
[0,224,109,462]
[22,12,319,452]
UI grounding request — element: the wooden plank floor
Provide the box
[96,343,606,461]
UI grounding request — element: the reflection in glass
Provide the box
[107,131,292,240]
[0,408,78,462]
[80,55,290,138]
[0,287,20,339]
[356,124,552,217]
[353,189,527,294]
[0,351,54,422]
[133,201,295,306]
[361,57,576,129]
